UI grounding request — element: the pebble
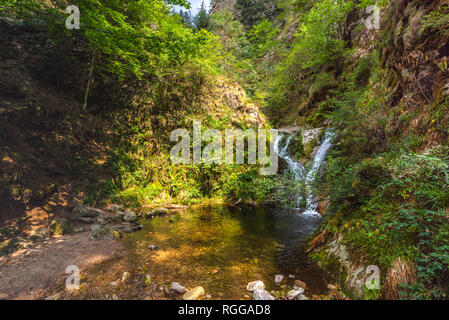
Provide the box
[287,288,305,300]
[149,244,159,250]
[171,282,187,294]
[274,274,283,284]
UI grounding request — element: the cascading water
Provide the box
[274,129,336,216]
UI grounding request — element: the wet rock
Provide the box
[274,275,284,284]
[154,208,169,216]
[183,286,205,300]
[287,288,305,300]
[144,211,155,220]
[253,289,275,301]
[171,282,187,294]
[114,223,142,234]
[294,280,307,290]
[72,205,99,218]
[302,128,323,147]
[148,244,158,250]
[247,280,265,292]
[123,212,138,223]
[106,204,123,213]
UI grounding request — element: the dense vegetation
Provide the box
[1,0,449,299]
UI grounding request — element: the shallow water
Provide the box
[123,205,329,299]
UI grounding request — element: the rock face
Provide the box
[253,289,275,300]
[246,280,265,292]
[210,0,237,14]
[313,235,369,299]
[301,128,324,157]
[183,286,205,300]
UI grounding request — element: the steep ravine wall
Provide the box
[305,0,447,300]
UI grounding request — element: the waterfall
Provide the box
[274,129,335,216]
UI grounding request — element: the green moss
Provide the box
[311,248,348,284]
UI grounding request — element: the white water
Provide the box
[274,130,335,216]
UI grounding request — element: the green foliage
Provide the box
[326,148,449,298]
[266,0,354,123]
[3,0,216,79]
[209,10,249,71]
[248,18,280,58]
[291,0,354,70]
[420,4,449,37]
[193,0,210,30]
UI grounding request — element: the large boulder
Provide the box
[123,212,138,223]
[91,224,112,240]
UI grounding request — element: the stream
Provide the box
[123,205,330,299]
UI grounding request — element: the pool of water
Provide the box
[123,205,330,299]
